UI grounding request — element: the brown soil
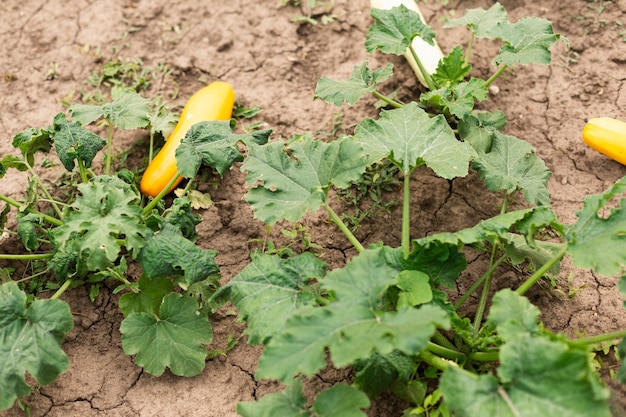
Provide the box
[2,0,626,416]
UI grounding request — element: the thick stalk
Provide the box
[485,64,508,87]
[515,245,567,296]
[324,202,364,253]
[402,170,411,259]
[419,350,457,372]
[77,159,89,183]
[0,194,63,227]
[454,255,506,310]
[0,253,53,261]
[371,91,404,109]
[568,329,626,347]
[409,46,436,91]
[50,279,72,300]
[141,173,182,215]
[427,341,466,362]
[105,123,114,175]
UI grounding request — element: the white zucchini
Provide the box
[370,0,444,88]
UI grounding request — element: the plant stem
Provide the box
[141,173,182,215]
[0,194,63,227]
[465,33,475,64]
[77,159,89,183]
[28,167,63,219]
[409,45,436,91]
[485,64,508,87]
[433,331,458,351]
[371,91,403,108]
[454,255,506,310]
[419,350,457,372]
[569,329,626,347]
[50,279,72,300]
[401,170,411,259]
[0,253,53,260]
[324,202,364,253]
[105,123,114,175]
[515,245,567,296]
[427,341,466,362]
[468,350,499,362]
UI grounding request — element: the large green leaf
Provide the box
[491,17,562,67]
[441,334,611,417]
[471,131,551,205]
[176,120,271,178]
[443,2,508,38]
[49,176,150,278]
[242,135,373,225]
[212,252,326,345]
[314,61,393,107]
[0,282,74,411]
[120,293,212,376]
[366,4,436,55]
[354,102,476,177]
[53,114,106,171]
[256,248,449,382]
[70,89,151,129]
[237,380,370,417]
[566,176,626,276]
[137,223,220,288]
[486,289,540,341]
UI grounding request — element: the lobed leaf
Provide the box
[431,45,472,87]
[0,282,74,411]
[443,2,508,38]
[53,115,106,171]
[471,131,551,205]
[242,135,372,225]
[420,77,487,119]
[366,4,436,55]
[120,293,212,376]
[566,176,626,276]
[176,120,271,178]
[212,252,326,345]
[354,102,476,177]
[118,275,174,317]
[491,17,562,67]
[314,61,393,107]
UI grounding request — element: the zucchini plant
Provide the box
[210,3,626,416]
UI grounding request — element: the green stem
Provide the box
[569,329,626,347]
[468,350,500,362]
[105,123,114,175]
[485,64,508,87]
[409,45,436,91]
[141,173,182,216]
[0,194,63,227]
[50,279,72,300]
[419,350,457,372]
[427,341,466,362]
[433,331,458,351]
[465,33,475,64]
[325,202,364,253]
[401,170,411,259]
[454,255,506,310]
[0,253,53,260]
[77,159,89,183]
[371,91,404,108]
[28,168,63,219]
[148,131,156,164]
[516,245,567,296]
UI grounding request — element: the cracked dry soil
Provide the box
[2,0,626,416]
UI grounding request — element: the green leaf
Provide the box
[491,17,562,67]
[53,116,106,171]
[12,125,53,167]
[458,110,507,154]
[431,46,472,87]
[420,77,487,119]
[314,61,393,106]
[354,351,417,398]
[310,384,370,417]
[118,275,174,317]
[354,102,476,176]
[441,335,611,417]
[213,252,326,345]
[49,176,149,277]
[120,293,212,376]
[256,248,449,382]
[394,270,433,307]
[102,89,151,129]
[471,131,551,205]
[69,103,105,126]
[0,282,74,411]
[366,4,436,55]
[237,379,308,417]
[17,213,42,251]
[486,289,539,341]
[443,2,508,38]
[566,176,626,276]
[242,135,372,225]
[137,223,220,288]
[176,120,271,178]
